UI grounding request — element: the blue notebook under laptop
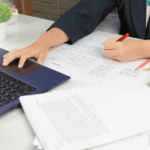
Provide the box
[0,48,70,116]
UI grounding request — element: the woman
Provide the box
[3,0,150,68]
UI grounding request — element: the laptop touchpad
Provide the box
[1,59,41,76]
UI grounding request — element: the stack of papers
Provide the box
[33,132,150,150]
[20,81,150,150]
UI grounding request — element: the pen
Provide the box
[116,33,130,42]
[135,59,150,70]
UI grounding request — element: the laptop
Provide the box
[0,48,70,116]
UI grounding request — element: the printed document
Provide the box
[44,34,149,84]
[44,35,109,77]
[20,81,150,150]
[33,131,150,150]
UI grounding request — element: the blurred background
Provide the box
[9,0,120,34]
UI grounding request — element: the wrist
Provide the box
[34,33,52,49]
[139,40,150,58]
[34,28,69,49]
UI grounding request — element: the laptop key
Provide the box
[0,90,5,94]
[5,81,11,85]
[11,85,19,89]
[28,87,36,91]
[0,71,16,81]
[3,80,10,84]
[3,100,10,104]
[17,88,29,94]
[18,82,26,86]
[14,80,21,84]
[0,77,4,82]
[0,96,6,102]
[0,103,3,106]
[23,84,31,89]
[8,96,17,101]
[8,89,16,93]
[0,83,6,88]
[3,93,11,97]
[8,82,15,86]
[3,87,11,91]
[13,92,23,98]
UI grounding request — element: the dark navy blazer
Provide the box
[47,0,149,44]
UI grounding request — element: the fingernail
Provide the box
[39,62,43,65]
[3,58,6,61]
[2,62,6,65]
[3,55,6,57]
[18,64,22,68]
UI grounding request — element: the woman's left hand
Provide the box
[102,38,144,62]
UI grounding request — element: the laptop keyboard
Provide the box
[0,71,36,107]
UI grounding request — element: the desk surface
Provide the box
[0,14,150,150]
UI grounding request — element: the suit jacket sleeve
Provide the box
[47,0,117,44]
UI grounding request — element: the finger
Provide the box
[3,55,6,58]
[104,50,117,57]
[3,49,19,58]
[101,38,117,45]
[18,54,28,68]
[3,52,12,58]
[3,57,6,62]
[2,52,21,66]
[104,41,120,50]
[37,50,48,65]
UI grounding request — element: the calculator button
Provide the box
[0,103,3,106]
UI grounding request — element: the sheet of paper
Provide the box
[114,59,150,83]
[90,132,150,150]
[20,81,150,150]
[33,137,43,150]
[78,57,121,84]
[44,34,149,84]
[44,34,121,83]
[44,34,108,77]
[33,131,150,150]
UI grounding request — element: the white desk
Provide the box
[0,14,150,150]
